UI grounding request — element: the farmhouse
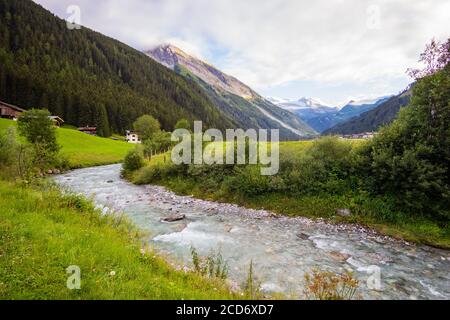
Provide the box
[0,100,25,120]
[125,130,141,144]
[49,116,64,127]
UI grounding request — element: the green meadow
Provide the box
[0,180,235,299]
[0,118,133,168]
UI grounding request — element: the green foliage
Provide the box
[360,66,450,219]
[0,126,33,180]
[18,109,59,152]
[0,126,19,167]
[0,0,234,136]
[303,269,360,300]
[0,118,134,169]
[133,115,160,141]
[174,118,191,131]
[243,260,261,299]
[143,131,172,157]
[0,180,235,299]
[16,108,63,171]
[190,247,228,280]
[123,148,145,172]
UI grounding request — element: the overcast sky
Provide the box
[34,0,450,105]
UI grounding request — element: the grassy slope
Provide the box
[136,141,450,249]
[0,180,234,299]
[0,119,133,168]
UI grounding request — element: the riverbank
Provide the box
[127,147,450,250]
[149,176,450,249]
[0,180,235,299]
[57,164,450,300]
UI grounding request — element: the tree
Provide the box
[407,38,450,80]
[143,131,172,157]
[123,148,144,172]
[133,114,160,141]
[18,108,59,153]
[174,118,191,131]
[360,64,450,219]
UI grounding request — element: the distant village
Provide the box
[339,132,379,140]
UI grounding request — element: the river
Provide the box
[54,164,450,300]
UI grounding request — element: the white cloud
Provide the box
[34,0,450,99]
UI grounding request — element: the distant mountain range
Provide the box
[146,45,317,139]
[272,96,391,133]
[323,88,412,135]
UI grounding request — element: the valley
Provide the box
[0,0,449,303]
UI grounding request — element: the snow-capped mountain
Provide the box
[271,97,338,121]
[146,45,317,138]
[271,96,392,133]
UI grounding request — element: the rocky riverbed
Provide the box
[55,164,450,300]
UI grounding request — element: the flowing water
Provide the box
[54,164,450,300]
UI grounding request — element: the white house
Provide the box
[125,130,141,144]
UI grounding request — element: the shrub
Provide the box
[279,137,353,195]
[243,260,261,299]
[359,66,450,219]
[17,109,59,153]
[0,126,34,180]
[123,148,145,172]
[190,247,228,280]
[303,269,360,300]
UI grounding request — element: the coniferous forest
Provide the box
[0,0,235,136]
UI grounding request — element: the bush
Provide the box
[303,269,360,300]
[359,66,450,219]
[280,137,353,195]
[190,247,228,280]
[123,148,145,172]
[0,126,34,180]
[18,109,59,153]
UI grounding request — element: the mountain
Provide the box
[273,96,390,133]
[146,45,317,139]
[0,0,235,136]
[323,89,412,135]
[275,97,338,122]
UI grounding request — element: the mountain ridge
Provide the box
[323,89,412,135]
[147,44,317,139]
[273,96,391,133]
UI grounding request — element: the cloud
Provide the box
[34,0,450,101]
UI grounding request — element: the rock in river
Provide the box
[336,208,352,217]
[161,214,186,223]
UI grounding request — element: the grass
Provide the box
[0,118,134,168]
[0,180,235,300]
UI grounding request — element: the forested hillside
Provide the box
[323,89,412,135]
[0,0,235,136]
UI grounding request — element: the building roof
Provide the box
[78,126,97,131]
[49,116,64,123]
[0,100,26,112]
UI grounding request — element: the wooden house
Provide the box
[0,100,25,120]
